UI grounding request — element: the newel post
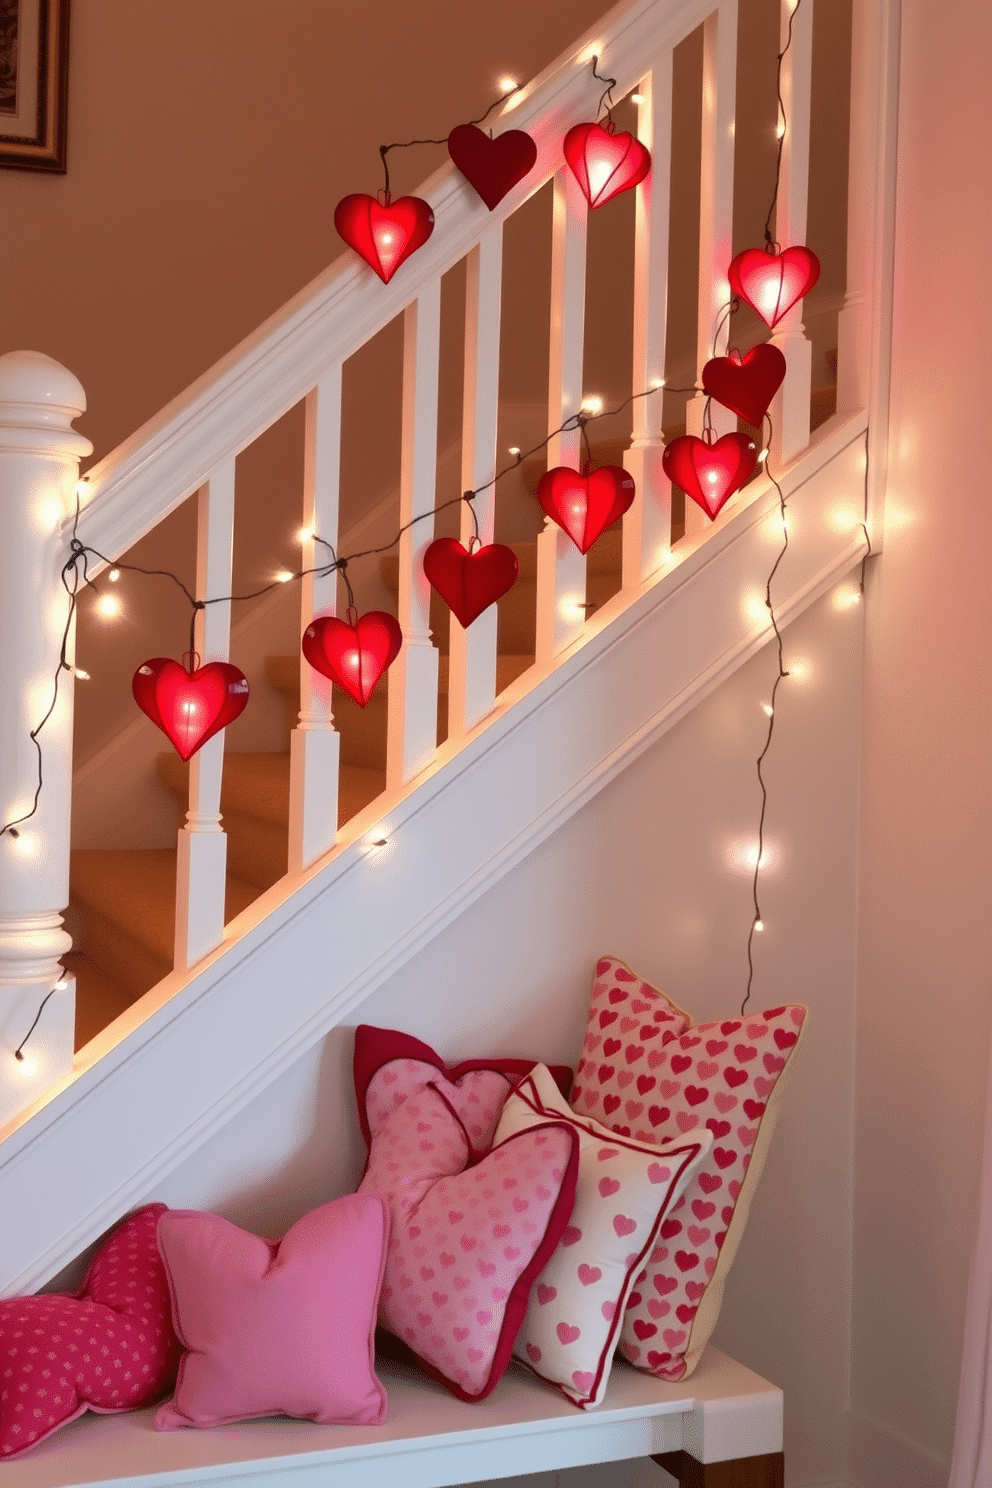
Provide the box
[0,351,92,1128]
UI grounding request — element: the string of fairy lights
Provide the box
[5,0,861,1062]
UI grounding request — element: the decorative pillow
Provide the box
[0,1204,180,1461]
[493,1065,712,1409]
[155,1194,389,1430]
[358,1077,578,1402]
[571,960,807,1381]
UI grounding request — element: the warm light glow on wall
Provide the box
[96,593,122,619]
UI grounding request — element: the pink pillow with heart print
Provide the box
[0,1205,180,1461]
[571,969,807,1382]
[493,1065,711,1409]
[359,1072,578,1402]
[569,957,690,1127]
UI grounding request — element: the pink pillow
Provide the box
[0,1204,180,1461]
[155,1194,389,1429]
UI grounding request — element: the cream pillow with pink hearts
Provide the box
[493,1065,711,1409]
[570,966,807,1382]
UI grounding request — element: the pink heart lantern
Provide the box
[448,124,537,211]
[302,609,402,707]
[701,344,787,427]
[132,654,250,762]
[727,246,821,328]
[662,434,757,520]
[536,465,636,554]
[423,539,519,628]
[562,122,650,208]
[334,193,435,283]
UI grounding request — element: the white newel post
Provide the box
[0,352,92,1128]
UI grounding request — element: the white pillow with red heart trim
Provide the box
[493,1064,711,1409]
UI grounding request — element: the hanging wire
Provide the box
[763,0,803,250]
[590,55,618,122]
[379,82,522,197]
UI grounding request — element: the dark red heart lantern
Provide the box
[448,124,538,210]
[423,538,519,628]
[701,344,787,427]
[662,433,757,521]
[727,246,821,328]
[302,609,403,707]
[132,653,250,762]
[535,465,636,553]
[334,193,435,283]
[562,122,650,208]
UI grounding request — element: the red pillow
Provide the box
[0,1204,181,1460]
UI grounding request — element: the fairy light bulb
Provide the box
[499,77,518,93]
[108,568,121,582]
[96,593,121,619]
[754,918,764,932]
[276,570,293,584]
[581,395,603,414]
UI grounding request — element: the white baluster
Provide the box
[683,0,739,541]
[769,0,814,464]
[537,168,589,662]
[387,282,441,788]
[289,369,342,871]
[0,352,90,1125]
[449,228,503,741]
[623,53,674,591]
[174,459,235,971]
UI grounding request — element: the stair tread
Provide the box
[63,952,137,1051]
[156,753,389,826]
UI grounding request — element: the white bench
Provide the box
[2,1348,783,1488]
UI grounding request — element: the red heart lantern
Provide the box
[132,654,250,762]
[701,344,787,427]
[535,465,636,553]
[662,433,757,520]
[302,609,403,707]
[334,193,435,283]
[562,122,650,208]
[727,246,821,328]
[423,538,519,628]
[448,124,538,211]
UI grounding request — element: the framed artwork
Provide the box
[0,0,70,172]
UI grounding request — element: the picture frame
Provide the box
[0,0,70,172]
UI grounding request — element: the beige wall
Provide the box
[850,0,992,1483]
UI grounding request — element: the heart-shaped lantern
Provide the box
[662,433,757,520]
[334,193,435,283]
[701,343,787,427]
[423,538,519,627]
[535,464,636,553]
[448,124,537,211]
[727,245,821,328]
[302,609,403,707]
[132,654,250,762]
[562,122,650,208]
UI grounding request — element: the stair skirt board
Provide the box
[0,414,867,1297]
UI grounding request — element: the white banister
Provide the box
[684,0,739,541]
[769,0,814,464]
[387,283,442,788]
[536,167,589,662]
[289,370,343,872]
[174,459,236,971]
[0,352,90,1126]
[623,51,674,591]
[449,228,504,741]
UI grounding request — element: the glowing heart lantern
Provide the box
[536,464,636,553]
[423,538,519,628]
[727,245,821,328]
[701,343,787,427]
[334,193,434,283]
[447,124,538,211]
[563,122,650,208]
[302,608,403,707]
[132,653,250,762]
[662,432,758,521]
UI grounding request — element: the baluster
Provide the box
[769,0,814,464]
[386,281,442,788]
[536,168,588,663]
[683,0,739,541]
[289,369,342,871]
[623,52,674,591]
[449,228,503,741]
[174,458,235,971]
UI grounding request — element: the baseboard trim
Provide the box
[848,1407,949,1488]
